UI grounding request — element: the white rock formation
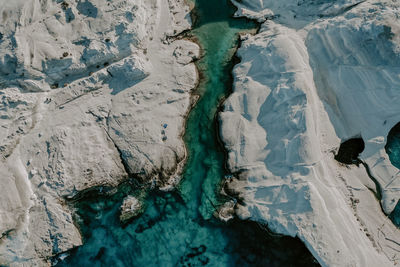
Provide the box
[120,195,143,224]
[0,0,199,265]
[220,0,400,266]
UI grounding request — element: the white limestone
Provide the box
[220,0,400,266]
[0,0,199,265]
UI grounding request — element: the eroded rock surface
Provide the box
[0,0,199,265]
[120,195,143,225]
[220,0,400,266]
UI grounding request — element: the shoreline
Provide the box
[57,4,204,254]
[53,1,320,266]
[218,1,400,266]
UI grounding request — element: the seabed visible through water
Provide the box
[57,1,319,266]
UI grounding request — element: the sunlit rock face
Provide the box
[231,0,361,26]
[220,0,400,266]
[0,0,199,265]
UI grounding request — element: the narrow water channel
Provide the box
[57,1,319,266]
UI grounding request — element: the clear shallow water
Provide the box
[385,123,400,227]
[57,1,319,266]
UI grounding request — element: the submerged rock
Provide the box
[120,196,143,225]
[0,0,199,264]
[214,200,236,222]
[220,0,400,266]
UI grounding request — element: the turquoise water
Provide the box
[385,123,400,227]
[56,1,319,266]
[179,0,256,221]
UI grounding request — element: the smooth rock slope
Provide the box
[220,0,400,266]
[0,0,199,265]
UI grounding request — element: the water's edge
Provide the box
[55,1,320,266]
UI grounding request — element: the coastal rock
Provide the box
[120,195,143,224]
[231,0,360,26]
[0,0,199,265]
[220,0,400,266]
[214,200,236,222]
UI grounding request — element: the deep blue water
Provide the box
[56,0,319,266]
